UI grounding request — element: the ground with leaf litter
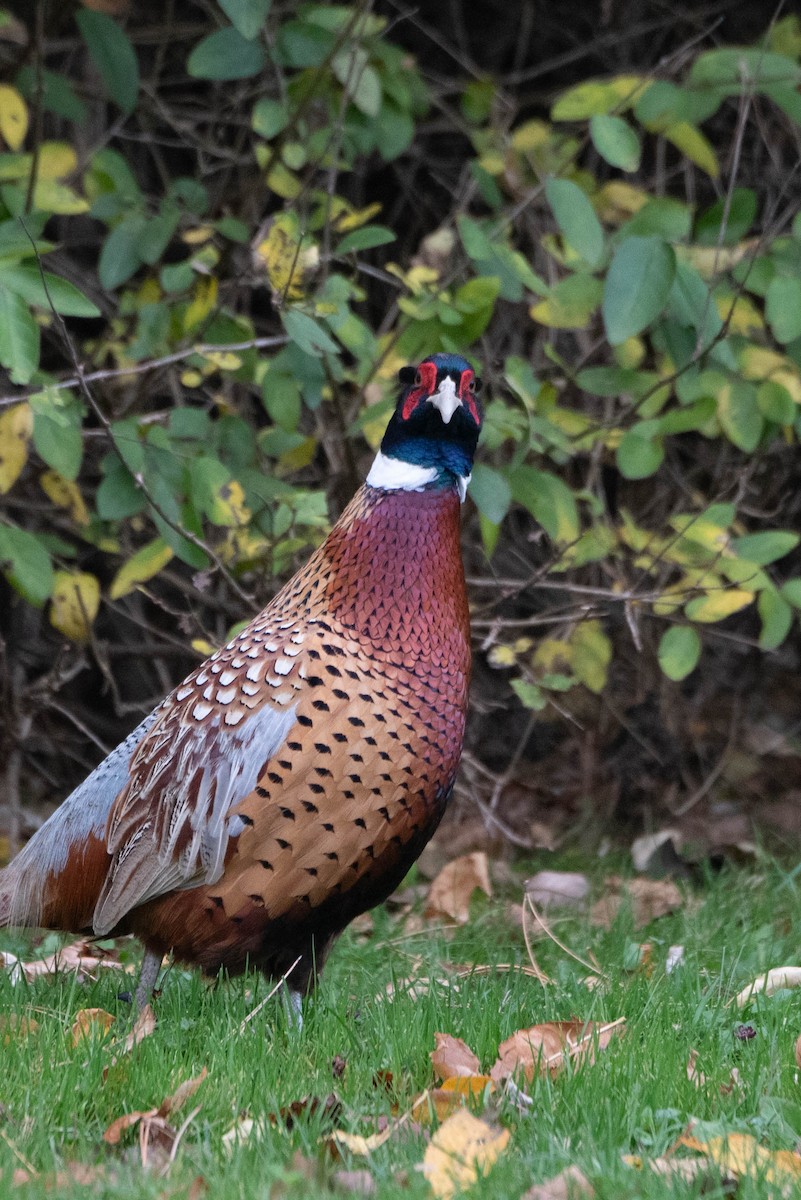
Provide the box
[3,850,801,1198]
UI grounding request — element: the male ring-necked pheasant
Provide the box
[0,352,483,1013]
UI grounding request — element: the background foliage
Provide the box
[1,0,801,856]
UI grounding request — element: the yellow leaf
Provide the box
[679,1131,801,1190]
[0,402,32,493]
[594,181,649,223]
[740,345,801,404]
[110,538,174,600]
[570,619,612,693]
[265,160,301,199]
[677,239,758,279]
[331,1128,393,1156]
[715,291,763,337]
[663,123,718,178]
[334,201,382,231]
[40,470,89,525]
[50,571,100,642]
[181,226,214,246]
[30,179,88,215]
[184,276,218,333]
[199,350,242,373]
[0,84,28,150]
[208,479,250,527]
[254,212,318,301]
[510,119,551,152]
[422,1110,510,1199]
[191,638,217,656]
[532,637,573,673]
[685,589,753,622]
[71,1008,114,1046]
[181,369,203,387]
[37,141,77,179]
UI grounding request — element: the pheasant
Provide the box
[0,352,483,1014]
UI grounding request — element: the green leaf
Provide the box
[731,531,800,565]
[717,379,763,452]
[695,188,756,246]
[620,197,692,241]
[219,0,271,39]
[262,372,302,431]
[603,236,675,344]
[1,263,100,317]
[757,381,796,425]
[281,309,339,357]
[76,10,139,113]
[616,426,664,479]
[187,27,266,80]
[758,588,793,650]
[658,626,701,681]
[30,390,83,481]
[332,50,381,116]
[781,579,801,609]
[544,178,604,267]
[96,456,144,519]
[511,678,547,711]
[252,97,289,139]
[469,463,511,526]
[530,273,602,329]
[0,524,53,606]
[335,225,395,254]
[98,214,147,290]
[590,114,641,171]
[0,283,39,383]
[766,276,801,344]
[508,465,580,543]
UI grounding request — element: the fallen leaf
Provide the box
[331,1128,394,1156]
[686,1048,706,1088]
[103,1069,206,1171]
[271,1093,341,1131]
[107,1003,156,1065]
[525,871,590,909]
[733,966,801,1008]
[590,876,683,929]
[425,853,492,924]
[630,828,684,872]
[522,1164,594,1199]
[679,1131,801,1193]
[795,1034,801,1070]
[422,1109,509,1199]
[71,1008,114,1046]
[222,1115,257,1153]
[1,939,130,984]
[490,1019,625,1084]
[431,1033,481,1081]
[0,1014,39,1043]
[623,1154,721,1184]
[411,1077,494,1125]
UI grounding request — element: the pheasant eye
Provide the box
[415,371,422,386]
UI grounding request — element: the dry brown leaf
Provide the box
[732,966,801,1008]
[795,1033,801,1070]
[490,1019,624,1084]
[590,876,683,929]
[410,1077,494,1125]
[117,1003,156,1054]
[103,1070,205,1172]
[422,1109,509,1199]
[431,1033,481,1081]
[71,1008,114,1046]
[331,1128,394,1156]
[0,1014,39,1044]
[678,1131,801,1194]
[525,871,590,909]
[424,853,492,924]
[623,1154,720,1183]
[221,1116,257,1153]
[1,939,130,985]
[8,1161,111,1189]
[522,1165,594,1199]
[686,1049,706,1088]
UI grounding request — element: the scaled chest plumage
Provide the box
[108,486,468,978]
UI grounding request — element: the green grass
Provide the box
[3,855,801,1197]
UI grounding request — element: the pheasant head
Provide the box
[367,352,482,502]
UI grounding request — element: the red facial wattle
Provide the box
[458,369,481,425]
[401,359,438,420]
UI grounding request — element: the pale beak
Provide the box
[427,375,461,424]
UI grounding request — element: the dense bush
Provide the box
[1,2,800,846]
